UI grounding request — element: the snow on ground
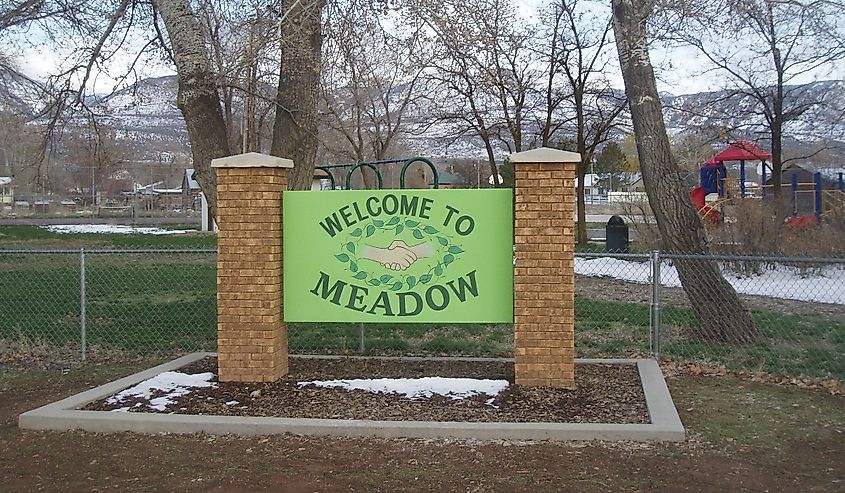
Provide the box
[575,257,845,305]
[107,371,216,412]
[298,377,509,405]
[43,224,193,235]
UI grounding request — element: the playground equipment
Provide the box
[688,184,722,224]
[692,140,845,223]
[314,157,440,190]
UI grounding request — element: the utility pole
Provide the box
[0,147,9,176]
[476,161,480,188]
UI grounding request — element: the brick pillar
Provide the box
[510,147,580,388]
[212,152,292,382]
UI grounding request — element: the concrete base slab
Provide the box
[19,353,685,442]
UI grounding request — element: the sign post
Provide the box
[213,153,292,383]
[511,147,580,388]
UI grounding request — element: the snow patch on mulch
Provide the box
[42,225,193,235]
[298,377,509,405]
[107,371,216,412]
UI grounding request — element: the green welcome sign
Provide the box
[283,189,513,323]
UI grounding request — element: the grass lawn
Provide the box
[0,224,216,249]
[576,296,845,379]
[0,252,217,354]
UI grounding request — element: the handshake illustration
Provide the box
[361,240,434,271]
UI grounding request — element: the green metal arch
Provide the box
[345,163,384,190]
[400,157,439,189]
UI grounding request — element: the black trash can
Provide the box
[606,215,629,253]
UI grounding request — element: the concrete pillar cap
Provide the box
[509,147,581,164]
[211,152,294,168]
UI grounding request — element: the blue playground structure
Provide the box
[693,141,845,223]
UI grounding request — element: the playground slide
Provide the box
[688,186,722,223]
[689,186,706,208]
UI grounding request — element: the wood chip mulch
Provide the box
[84,357,649,424]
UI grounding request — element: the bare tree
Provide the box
[1,1,144,191]
[418,0,537,187]
[319,0,431,186]
[158,0,326,196]
[482,7,537,156]
[0,110,46,186]
[533,2,570,147]
[670,0,845,197]
[196,1,278,155]
[154,0,230,216]
[270,0,325,190]
[238,9,275,153]
[612,0,760,343]
[671,132,716,186]
[543,0,627,246]
[0,1,90,33]
[59,121,134,203]
[3,0,327,210]
[197,0,247,154]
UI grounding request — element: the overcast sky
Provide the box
[16,35,748,96]
[14,1,844,97]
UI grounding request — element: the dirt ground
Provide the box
[2,360,844,492]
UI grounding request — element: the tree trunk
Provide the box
[481,132,500,188]
[611,0,759,343]
[575,93,588,247]
[243,19,259,153]
[355,148,379,190]
[270,0,325,191]
[770,118,783,198]
[576,158,587,246]
[770,56,784,198]
[154,0,230,218]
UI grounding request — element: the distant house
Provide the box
[430,171,467,189]
[153,187,183,210]
[575,173,602,202]
[0,176,13,207]
[312,168,332,190]
[182,169,201,210]
[623,173,644,192]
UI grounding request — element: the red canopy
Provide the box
[711,140,771,162]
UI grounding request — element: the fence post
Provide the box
[80,248,87,361]
[650,249,661,361]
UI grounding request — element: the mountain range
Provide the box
[3,74,844,167]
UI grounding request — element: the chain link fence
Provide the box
[1,248,842,381]
[0,249,217,360]
[576,252,844,380]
